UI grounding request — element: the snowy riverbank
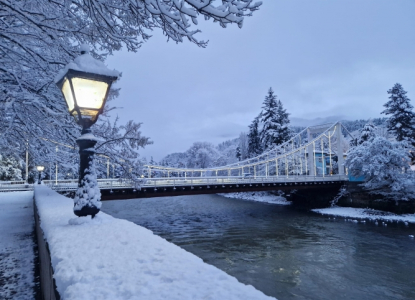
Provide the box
[312,206,415,224]
[0,191,37,299]
[34,186,274,300]
[218,191,291,205]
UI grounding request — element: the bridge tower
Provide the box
[336,122,345,175]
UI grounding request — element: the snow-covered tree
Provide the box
[381,84,415,143]
[0,155,22,180]
[238,132,249,160]
[247,114,262,157]
[236,146,241,161]
[160,152,187,169]
[1,0,261,179]
[345,136,415,201]
[260,88,290,149]
[357,123,377,145]
[93,117,152,179]
[186,142,218,169]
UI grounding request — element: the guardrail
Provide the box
[0,175,348,192]
[0,181,33,191]
[43,175,348,191]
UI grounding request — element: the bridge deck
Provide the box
[0,175,348,200]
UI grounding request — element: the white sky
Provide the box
[106,0,415,161]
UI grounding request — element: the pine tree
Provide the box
[238,132,249,160]
[381,83,415,143]
[247,114,262,157]
[260,88,290,149]
[357,123,377,145]
[235,146,241,161]
[0,155,23,181]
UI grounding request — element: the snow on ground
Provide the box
[0,191,36,300]
[218,191,291,205]
[35,186,274,300]
[312,206,415,224]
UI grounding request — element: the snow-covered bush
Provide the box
[0,155,23,181]
[345,136,415,201]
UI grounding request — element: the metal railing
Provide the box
[0,175,348,192]
[46,175,348,191]
[0,181,33,191]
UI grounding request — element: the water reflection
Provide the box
[102,194,415,300]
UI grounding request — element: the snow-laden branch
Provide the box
[0,0,261,177]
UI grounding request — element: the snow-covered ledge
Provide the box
[34,185,274,300]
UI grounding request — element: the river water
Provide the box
[102,194,415,300]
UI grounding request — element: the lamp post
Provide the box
[36,165,45,184]
[55,45,119,218]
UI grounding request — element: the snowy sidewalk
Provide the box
[0,191,37,299]
[35,186,274,300]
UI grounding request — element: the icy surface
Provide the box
[0,191,36,299]
[34,186,274,300]
[312,206,415,223]
[218,191,291,205]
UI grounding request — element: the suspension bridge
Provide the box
[0,122,353,200]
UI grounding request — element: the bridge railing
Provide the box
[43,178,137,191]
[1,175,348,192]
[141,174,348,188]
[0,181,33,191]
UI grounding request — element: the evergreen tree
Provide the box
[260,88,290,149]
[238,132,249,160]
[357,123,377,145]
[0,155,23,181]
[381,83,415,143]
[235,146,241,161]
[247,114,262,157]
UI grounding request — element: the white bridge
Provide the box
[1,122,353,198]
[142,121,352,179]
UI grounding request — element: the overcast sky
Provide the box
[106,0,415,161]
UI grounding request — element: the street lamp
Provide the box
[55,45,119,218]
[36,165,45,184]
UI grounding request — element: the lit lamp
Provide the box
[36,165,45,184]
[55,45,119,218]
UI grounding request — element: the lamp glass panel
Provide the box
[79,108,100,121]
[72,77,108,109]
[62,79,75,111]
[37,166,45,171]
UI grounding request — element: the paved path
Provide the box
[0,191,38,299]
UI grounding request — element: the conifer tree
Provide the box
[260,88,290,149]
[358,123,377,145]
[235,146,242,161]
[247,114,262,157]
[381,83,415,143]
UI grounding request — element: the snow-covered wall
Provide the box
[34,186,275,300]
[34,198,59,300]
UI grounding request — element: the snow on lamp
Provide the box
[55,45,119,127]
[55,45,120,218]
[36,165,44,184]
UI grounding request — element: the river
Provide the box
[102,194,415,300]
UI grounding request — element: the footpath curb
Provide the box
[34,197,60,300]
